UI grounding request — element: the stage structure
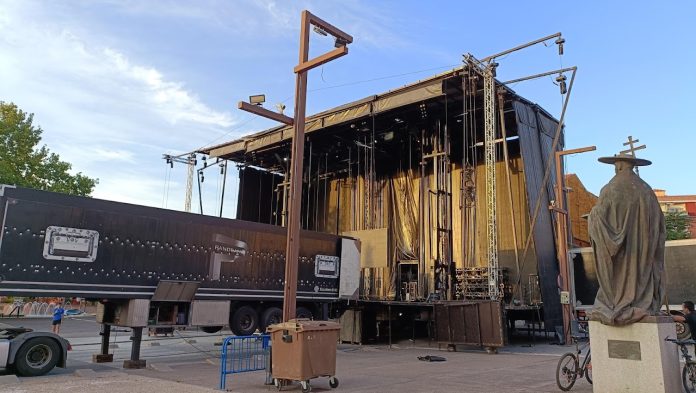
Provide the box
[200,55,569,332]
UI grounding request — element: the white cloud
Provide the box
[101,48,233,128]
[0,0,244,209]
[0,0,414,211]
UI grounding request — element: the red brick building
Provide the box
[565,174,598,247]
[654,190,696,239]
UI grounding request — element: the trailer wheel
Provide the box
[230,305,259,336]
[200,326,223,334]
[296,306,313,319]
[13,337,61,377]
[262,307,283,329]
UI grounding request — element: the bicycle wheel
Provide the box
[584,353,592,385]
[556,353,579,391]
[682,362,696,393]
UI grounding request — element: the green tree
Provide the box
[665,210,691,240]
[0,101,97,196]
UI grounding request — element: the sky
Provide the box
[1,0,694,218]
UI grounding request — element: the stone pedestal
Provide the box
[589,316,681,393]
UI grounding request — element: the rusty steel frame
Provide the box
[238,102,294,126]
[236,10,351,322]
[553,145,595,343]
[282,11,351,322]
[481,32,562,63]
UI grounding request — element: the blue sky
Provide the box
[1,1,694,217]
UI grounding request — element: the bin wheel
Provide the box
[329,377,339,389]
[301,380,312,393]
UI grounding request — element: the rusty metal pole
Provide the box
[237,10,351,323]
[553,152,571,343]
[553,145,596,343]
[282,12,311,322]
[281,11,353,322]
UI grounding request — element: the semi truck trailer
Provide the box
[0,185,360,336]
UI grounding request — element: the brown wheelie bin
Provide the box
[267,319,340,392]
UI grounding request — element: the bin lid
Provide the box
[266,318,340,333]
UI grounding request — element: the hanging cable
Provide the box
[214,162,222,213]
[162,163,172,209]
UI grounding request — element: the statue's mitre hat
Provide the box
[598,153,652,167]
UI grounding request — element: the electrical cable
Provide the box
[161,164,172,208]
[309,63,460,92]
[215,164,222,213]
[173,329,220,360]
[196,115,260,151]
[195,64,460,156]
[515,68,578,290]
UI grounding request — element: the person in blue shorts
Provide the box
[52,302,65,334]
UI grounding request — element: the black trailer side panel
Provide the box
[0,187,342,301]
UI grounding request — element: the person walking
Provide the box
[51,302,65,334]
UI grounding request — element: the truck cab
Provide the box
[0,323,69,376]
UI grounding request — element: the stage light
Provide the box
[249,94,266,106]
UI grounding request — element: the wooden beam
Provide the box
[294,46,348,74]
[237,101,294,126]
[306,11,353,43]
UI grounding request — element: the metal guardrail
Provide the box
[219,334,270,390]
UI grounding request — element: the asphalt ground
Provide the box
[0,316,593,393]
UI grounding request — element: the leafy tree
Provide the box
[0,101,97,196]
[665,210,691,240]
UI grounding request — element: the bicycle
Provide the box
[556,335,592,391]
[665,337,696,393]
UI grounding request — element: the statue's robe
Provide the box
[588,168,666,326]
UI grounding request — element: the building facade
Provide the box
[654,189,696,239]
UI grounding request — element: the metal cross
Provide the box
[620,135,646,157]
[620,135,646,176]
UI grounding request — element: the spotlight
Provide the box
[556,74,567,95]
[489,61,499,77]
[249,94,266,106]
[276,103,286,115]
[313,26,328,36]
[555,37,565,55]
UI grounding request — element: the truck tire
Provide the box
[296,306,313,319]
[200,326,223,334]
[262,307,283,329]
[13,337,61,377]
[230,305,259,336]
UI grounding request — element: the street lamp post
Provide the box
[238,10,352,322]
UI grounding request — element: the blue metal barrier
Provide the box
[219,334,270,390]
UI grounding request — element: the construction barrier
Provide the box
[219,334,270,390]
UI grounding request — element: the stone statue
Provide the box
[588,154,666,326]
